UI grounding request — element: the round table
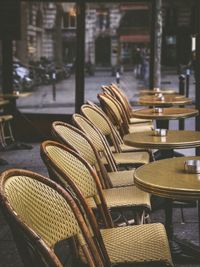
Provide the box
[134,156,200,200]
[124,130,200,159]
[124,130,200,150]
[132,107,199,130]
[139,89,176,95]
[134,156,200,260]
[132,107,199,121]
[138,95,192,106]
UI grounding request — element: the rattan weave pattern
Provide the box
[73,115,105,152]
[4,175,84,248]
[82,107,111,136]
[103,186,151,208]
[46,146,98,199]
[113,152,149,165]
[108,170,135,187]
[101,223,173,265]
[99,94,122,124]
[55,125,97,166]
[128,123,153,133]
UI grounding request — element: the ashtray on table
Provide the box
[155,93,165,101]
[153,87,160,92]
[152,128,168,136]
[184,160,200,174]
[153,107,163,113]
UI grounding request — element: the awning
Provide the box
[120,34,150,43]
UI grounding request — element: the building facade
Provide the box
[13,1,196,69]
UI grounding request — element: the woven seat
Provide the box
[41,141,151,225]
[128,122,153,133]
[52,121,135,188]
[0,169,174,267]
[0,114,15,147]
[107,169,134,187]
[73,114,150,170]
[101,223,173,266]
[0,169,103,267]
[109,152,149,165]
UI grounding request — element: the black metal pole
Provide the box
[195,0,200,156]
[2,38,16,114]
[185,68,190,98]
[75,2,85,113]
[149,0,156,89]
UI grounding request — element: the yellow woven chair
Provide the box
[52,121,135,188]
[41,141,151,225]
[81,103,150,154]
[109,83,152,124]
[0,169,174,267]
[72,114,150,170]
[98,92,153,137]
[86,100,125,149]
[0,169,103,267]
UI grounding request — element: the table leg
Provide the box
[164,199,200,261]
[156,119,169,129]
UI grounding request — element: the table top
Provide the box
[0,92,32,99]
[138,94,192,106]
[134,156,200,200]
[139,88,176,95]
[132,107,199,120]
[123,130,200,150]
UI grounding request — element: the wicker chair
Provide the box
[52,121,139,188]
[108,83,152,124]
[72,114,150,170]
[98,92,153,137]
[0,169,103,267]
[0,169,174,267]
[81,103,150,154]
[41,141,151,225]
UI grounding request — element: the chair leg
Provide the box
[0,122,7,147]
[2,120,15,146]
[7,120,15,142]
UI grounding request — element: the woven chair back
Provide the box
[52,121,112,188]
[109,84,132,120]
[0,169,103,267]
[81,104,112,136]
[72,114,117,171]
[110,83,132,112]
[52,121,97,167]
[41,141,113,228]
[81,104,122,153]
[98,93,129,136]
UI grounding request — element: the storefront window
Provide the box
[14,2,76,114]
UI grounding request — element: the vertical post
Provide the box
[2,39,16,114]
[185,68,190,97]
[149,0,162,89]
[52,72,56,101]
[179,75,185,130]
[149,0,156,89]
[2,39,13,94]
[195,0,200,155]
[75,2,85,113]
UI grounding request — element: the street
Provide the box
[17,69,196,114]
